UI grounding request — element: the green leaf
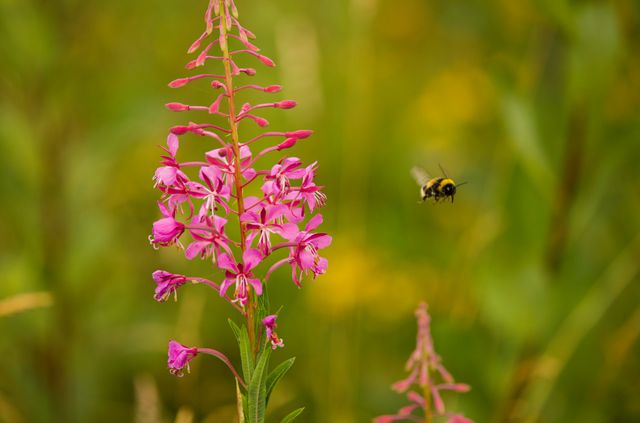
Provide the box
[265,357,295,405]
[280,407,304,423]
[247,346,271,423]
[229,319,253,383]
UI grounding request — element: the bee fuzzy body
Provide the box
[412,166,461,204]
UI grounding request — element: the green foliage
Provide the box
[0,0,639,422]
[265,357,296,406]
[280,407,305,423]
[247,345,271,423]
[229,319,254,385]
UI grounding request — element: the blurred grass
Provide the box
[1,0,639,422]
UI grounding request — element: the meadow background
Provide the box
[1,0,639,421]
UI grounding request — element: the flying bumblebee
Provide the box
[411,165,466,203]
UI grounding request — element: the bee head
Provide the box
[442,183,456,196]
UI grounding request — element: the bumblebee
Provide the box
[411,165,466,203]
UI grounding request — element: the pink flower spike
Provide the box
[375,302,473,423]
[168,340,198,377]
[262,314,284,350]
[152,270,187,302]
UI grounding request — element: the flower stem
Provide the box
[423,356,432,423]
[219,0,256,356]
[198,347,247,389]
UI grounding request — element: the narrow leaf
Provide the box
[265,357,296,405]
[229,319,253,383]
[248,346,271,423]
[280,407,304,423]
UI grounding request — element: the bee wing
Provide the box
[411,166,430,186]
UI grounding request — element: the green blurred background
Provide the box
[1,0,639,421]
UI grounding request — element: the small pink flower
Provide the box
[205,144,256,188]
[282,214,331,286]
[168,340,198,377]
[151,217,185,247]
[262,314,284,350]
[185,214,231,261]
[287,162,326,211]
[241,203,288,255]
[261,157,305,199]
[195,165,232,216]
[152,270,187,301]
[218,249,263,306]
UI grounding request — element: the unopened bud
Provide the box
[169,78,189,88]
[276,137,297,151]
[258,55,275,67]
[255,117,269,127]
[165,103,190,112]
[265,85,282,93]
[286,130,313,139]
[187,39,203,54]
[170,126,190,135]
[276,100,297,109]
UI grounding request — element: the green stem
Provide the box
[423,350,432,423]
[219,0,256,354]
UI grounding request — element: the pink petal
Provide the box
[309,233,332,249]
[219,278,234,297]
[217,253,238,273]
[242,248,263,272]
[247,278,263,295]
[185,241,209,259]
[305,213,323,231]
[167,133,179,157]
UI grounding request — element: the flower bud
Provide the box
[257,55,275,67]
[169,78,189,88]
[264,85,282,93]
[276,100,297,109]
[286,129,313,139]
[276,137,298,151]
[165,102,190,112]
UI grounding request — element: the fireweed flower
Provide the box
[218,248,263,306]
[374,303,472,423]
[262,314,284,350]
[167,340,198,377]
[274,213,331,286]
[149,2,329,418]
[152,270,187,301]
